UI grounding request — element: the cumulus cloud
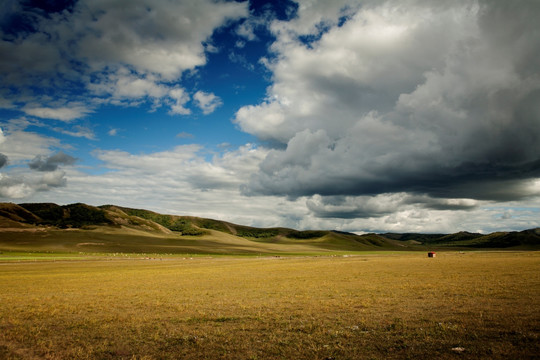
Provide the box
[0,169,69,199]
[193,91,223,115]
[88,71,169,103]
[1,0,538,234]
[76,0,247,80]
[0,123,75,200]
[187,144,268,191]
[0,173,33,199]
[7,140,538,234]
[0,128,61,163]
[0,0,248,114]
[168,88,191,115]
[236,0,540,210]
[39,170,67,188]
[28,152,76,172]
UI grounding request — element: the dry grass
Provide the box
[0,252,538,359]
[0,227,341,255]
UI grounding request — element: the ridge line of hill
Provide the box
[0,202,538,253]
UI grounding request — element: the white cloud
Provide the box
[25,144,285,228]
[94,145,202,172]
[0,173,33,199]
[193,91,223,115]
[236,2,473,142]
[53,125,96,140]
[39,170,67,188]
[22,104,92,122]
[168,88,191,115]
[176,132,194,139]
[89,70,197,115]
[0,168,70,199]
[236,21,257,42]
[235,0,540,207]
[1,0,539,234]
[0,128,61,163]
[0,0,248,115]
[88,70,169,102]
[270,0,356,37]
[90,143,266,192]
[0,125,76,199]
[76,0,247,80]
[4,139,538,233]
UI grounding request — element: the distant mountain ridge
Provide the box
[0,202,538,254]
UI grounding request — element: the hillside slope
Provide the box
[0,203,41,227]
[0,202,538,254]
[0,202,404,254]
[383,229,540,249]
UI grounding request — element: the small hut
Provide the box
[428,251,436,258]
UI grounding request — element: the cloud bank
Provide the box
[235,0,540,218]
[0,0,248,117]
[0,0,539,234]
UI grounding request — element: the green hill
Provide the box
[18,202,112,228]
[450,228,540,249]
[0,202,538,254]
[0,202,401,254]
[383,229,540,249]
[0,203,41,227]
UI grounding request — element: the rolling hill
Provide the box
[0,202,538,254]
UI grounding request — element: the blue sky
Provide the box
[1,0,539,233]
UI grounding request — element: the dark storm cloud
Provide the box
[0,153,7,168]
[406,196,478,211]
[306,193,480,220]
[247,147,540,202]
[0,0,77,39]
[28,152,76,172]
[240,0,540,210]
[306,195,396,219]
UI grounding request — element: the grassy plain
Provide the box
[0,227,375,255]
[0,252,539,359]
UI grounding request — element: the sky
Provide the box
[0,0,539,234]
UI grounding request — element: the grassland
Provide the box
[0,224,406,255]
[0,251,538,359]
[2,203,539,254]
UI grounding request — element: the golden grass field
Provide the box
[0,251,538,359]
